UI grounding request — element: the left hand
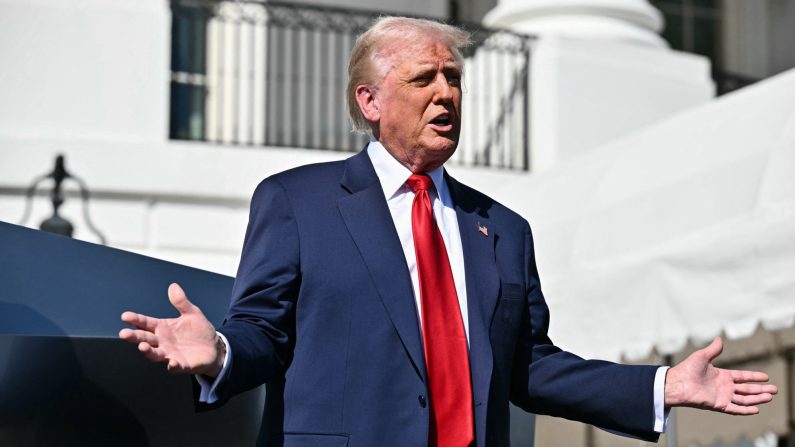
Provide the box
[664,337,778,414]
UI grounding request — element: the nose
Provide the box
[432,72,454,104]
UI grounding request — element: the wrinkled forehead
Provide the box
[374,34,464,77]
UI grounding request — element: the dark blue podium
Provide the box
[0,221,264,446]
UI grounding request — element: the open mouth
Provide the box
[429,114,454,130]
[431,116,450,125]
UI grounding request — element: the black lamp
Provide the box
[19,154,107,244]
[39,155,74,237]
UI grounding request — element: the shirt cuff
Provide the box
[653,366,671,433]
[195,331,231,404]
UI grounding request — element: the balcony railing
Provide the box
[713,69,759,96]
[170,1,535,170]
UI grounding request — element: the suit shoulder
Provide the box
[448,176,530,230]
[253,159,347,195]
[269,159,347,185]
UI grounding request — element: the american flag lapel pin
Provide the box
[477,222,489,237]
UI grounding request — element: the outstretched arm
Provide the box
[119,283,226,378]
[665,337,778,414]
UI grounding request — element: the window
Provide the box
[170,4,210,140]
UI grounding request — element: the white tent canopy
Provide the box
[491,69,795,362]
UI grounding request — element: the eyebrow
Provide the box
[410,62,463,74]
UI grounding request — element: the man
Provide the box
[120,17,777,447]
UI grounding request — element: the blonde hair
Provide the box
[346,17,471,133]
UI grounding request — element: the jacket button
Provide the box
[418,395,427,408]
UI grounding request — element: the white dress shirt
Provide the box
[199,140,668,433]
[367,140,470,341]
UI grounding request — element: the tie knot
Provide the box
[406,174,433,193]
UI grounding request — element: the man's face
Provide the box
[371,37,463,172]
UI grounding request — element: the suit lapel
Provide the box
[335,154,502,434]
[337,151,427,381]
[447,174,500,447]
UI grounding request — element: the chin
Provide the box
[436,138,459,155]
[423,143,458,167]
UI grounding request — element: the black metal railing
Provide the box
[713,69,759,96]
[170,0,535,170]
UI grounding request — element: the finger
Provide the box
[701,336,723,363]
[167,359,189,374]
[119,328,159,347]
[732,393,774,406]
[735,383,778,395]
[731,369,769,383]
[722,403,760,416]
[121,311,160,332]
[139,342,168,363]
[168,283,197,315]
[167,360,181,373]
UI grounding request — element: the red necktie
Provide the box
[406,173,474,447]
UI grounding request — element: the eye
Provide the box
[443,68,462,87]
[411,74,434,86]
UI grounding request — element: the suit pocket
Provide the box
[493,282,525,332]
[491,284,526,362]
[500,282,524,301]
[270,433,350,447]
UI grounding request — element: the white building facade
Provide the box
[1,0,793,445]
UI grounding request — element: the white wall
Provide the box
[0,0,169,143]
[0,138,349,275]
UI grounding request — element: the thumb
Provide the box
[168,283,196,315]
[701,336,723,363]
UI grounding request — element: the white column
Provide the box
[484,0,666,47]
[483,0,716,171]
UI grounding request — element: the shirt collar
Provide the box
[366,140,448,201]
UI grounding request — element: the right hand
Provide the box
[119,283,225,378]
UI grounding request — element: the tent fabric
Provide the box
[490,68,795,362]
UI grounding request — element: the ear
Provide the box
[355,84,380,124]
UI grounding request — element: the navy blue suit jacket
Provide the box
[211,150,661,446]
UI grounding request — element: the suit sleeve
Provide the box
[509,222,661,442]
[210,177,301,405]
